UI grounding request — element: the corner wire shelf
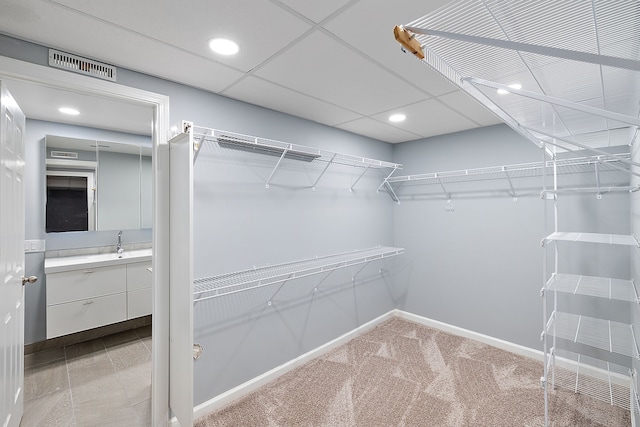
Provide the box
[542,232,640,247]
[384,153,634,202]
[551,348,631,410]
[185,123,402,196]
[545,273,639,304]
[192,246,404,303]
[544,311,640,360]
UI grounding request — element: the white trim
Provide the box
[0,55,172,426]
[394,310,544,361]
[176,310,396,426]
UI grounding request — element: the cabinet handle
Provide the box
[82,300,94,306]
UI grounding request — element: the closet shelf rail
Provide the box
[188,124,402,193]
[385,153,632,188]
[545,273,639,303]
[544,311,640,360]
[193,246,404,302]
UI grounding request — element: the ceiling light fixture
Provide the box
[58,107,80,115]
[209,38,239,56]
[389,113,406,123]
[497,83,522,95]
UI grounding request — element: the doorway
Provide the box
[0,55,170,426]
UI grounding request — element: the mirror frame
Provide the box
[0,55,170,425]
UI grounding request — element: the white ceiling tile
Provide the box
[255,31,426,116]
[223,76,363,126]
[277,0,352,23]
[336,117,421,144]
[371,99,480,138]
[50,0,312,72]
[323,0,457,97]
[438,91,503,127]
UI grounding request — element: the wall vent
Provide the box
[50,150,79,159]
[48,49,117,82]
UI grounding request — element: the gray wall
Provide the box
[392,124,630,352]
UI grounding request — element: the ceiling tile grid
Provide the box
[0,0,504,143]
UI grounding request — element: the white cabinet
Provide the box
[45,251,152,338]
[126,261,152,319]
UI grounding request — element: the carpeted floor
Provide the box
[196,318,631,426]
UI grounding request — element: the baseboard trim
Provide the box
[182,310,396,425]
[394,310,544,362]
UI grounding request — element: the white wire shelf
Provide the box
[384,154,632,200]
[186,124,402,194]
[545,273,639,303]
[193,246,404,302]
[543,232,639,247]
[544,311,640,359]
[550,348,631,410]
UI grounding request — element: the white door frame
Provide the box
[0,56,171,426]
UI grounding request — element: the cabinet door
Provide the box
[128,288,152,319]
[47,265,126,305]
[47,293,127,338]
[127,261,152,291]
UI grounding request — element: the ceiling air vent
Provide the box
[48,49,116,82]
[50,150,79,159]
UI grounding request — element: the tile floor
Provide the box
[21,326,152,426]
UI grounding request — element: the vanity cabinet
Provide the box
[45,250,152,338]
[126,261,152,320]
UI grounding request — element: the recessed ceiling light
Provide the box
[209,38,239,55]
[389,113,406,123]
[59,107,80,115]
[497,83,522,95]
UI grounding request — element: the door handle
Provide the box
[22,276,38,286]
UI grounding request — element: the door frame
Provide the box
[0,56,171,426]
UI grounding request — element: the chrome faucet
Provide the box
[117,230,124,256]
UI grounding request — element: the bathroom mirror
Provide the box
[45,134,152,233]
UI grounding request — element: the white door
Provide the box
[0,81,27,427]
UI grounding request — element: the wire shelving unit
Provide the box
[185,123,402,195]
[193,246,404,302]
[393,1,640,425]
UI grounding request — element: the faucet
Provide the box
[117,230,124,257]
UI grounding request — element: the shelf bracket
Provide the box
[377,166,401,192]
[630,324,640,360]
[350,163,372,192]
[312,153,336,191]
[265,144,291,189]
[503,168,518,201]
[352,260,373,283]
[383,180,400,204]
[594,161,602,199]
[267,274,293,306]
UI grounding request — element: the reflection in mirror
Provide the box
[45,135,151,233]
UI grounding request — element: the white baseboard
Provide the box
[394,310,544,362]
[182,310,396,425]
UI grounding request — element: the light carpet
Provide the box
[196,318,630,426]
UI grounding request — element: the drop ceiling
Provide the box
[0,0,502,142]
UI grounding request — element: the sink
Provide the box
[45,248,152,273]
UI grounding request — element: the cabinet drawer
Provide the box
[46,293,127,339]
[127,261,152,291]
[128,288,152,319]
[47,265,126,305]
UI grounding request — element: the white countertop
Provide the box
[45,248,152,273]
